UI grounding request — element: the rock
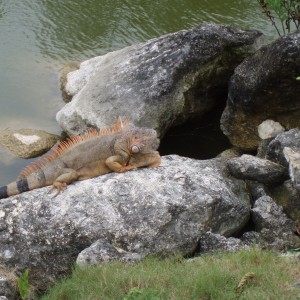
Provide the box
[57,23,262,136]
[257,119,285,140]
[77,239,144,266]
[266,129,300,167]
[245,181,269,201]
[221,31,300,150]
[270,180,300,222]
[0,129,60,159]
[283,147,300,190]
[0,155,251,289]
[59,63,80,103]
[0,279,14,300]
[240,231,262,246]
[227,154,288,184]
[199,232,245,253]
[217,147,242,159]
[0,267,17,300]
[251,196,300,250]
[256,138,272,159]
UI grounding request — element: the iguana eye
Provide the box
[131,145,140,153]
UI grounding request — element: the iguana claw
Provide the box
[48,182,67,198]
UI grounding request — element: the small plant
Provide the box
[123,287,145,300]
[257,0,300,36]
[18,269,30,300]
[123,287,161,300]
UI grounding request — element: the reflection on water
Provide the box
[0,0,277,184]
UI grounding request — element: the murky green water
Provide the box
[0,0,277,184]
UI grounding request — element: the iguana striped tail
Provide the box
[0,168,50,199]
[0,178,31,199]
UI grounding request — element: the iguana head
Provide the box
[123,125,160,154]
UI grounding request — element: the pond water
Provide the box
[0,0,277,185]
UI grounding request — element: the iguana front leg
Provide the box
[126,151,161,170]
[105,155,131,173]
[106,152,160,173]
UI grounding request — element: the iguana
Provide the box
[0,117,161,199]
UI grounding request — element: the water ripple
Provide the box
[8,0,276,65]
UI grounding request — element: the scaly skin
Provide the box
[0,118,161,199]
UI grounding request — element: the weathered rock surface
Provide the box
[0,155,251,289]
[217,147,242,159]
[59,63,80,103]
[77,239,144,266]
[240,231,262,246]
[57,23,262,136]
[221,31,300,150]
[271,180,300,222]
[0,129,60,159]
[257,129,300,221]
[283,147,300,190]
[251,196,300,250]
[198,232,245,253]
[266,129,300,167]
[246,180,269,201]
[227,154,288,184]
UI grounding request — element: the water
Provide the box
[0,0,278,185]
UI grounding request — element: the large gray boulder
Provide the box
[221,31,300,150]
[57,23,262,136]
[0,155,251,289]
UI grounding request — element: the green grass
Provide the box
[40,248,300,300]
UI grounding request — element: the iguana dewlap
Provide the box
[0,117,161,199]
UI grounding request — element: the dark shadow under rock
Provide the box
[159,107,231,159]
